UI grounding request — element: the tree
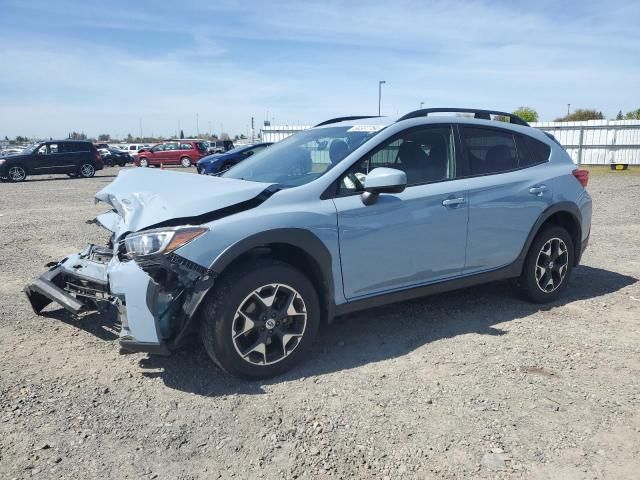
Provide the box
[126,133,134,142]
[180,130,185,139]
[220,132,230,140]
[233,135,240,141]
[554,109,604,122]
[624,109,640,120]
[513,106,539,123]
[616,110,624,120]
[98,133,111,141]
[69,131,88,140]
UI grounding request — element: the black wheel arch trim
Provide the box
[515,201,583,268]
[209,228,335,313]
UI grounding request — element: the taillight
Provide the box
[572,169,589,187]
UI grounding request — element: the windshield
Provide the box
[21,143,40,154]
[222,126,383,187]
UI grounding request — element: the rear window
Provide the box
[515,134,551,167]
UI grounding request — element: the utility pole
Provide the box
[378,80,386,116]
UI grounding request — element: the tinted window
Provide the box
[462,127,518,175]
[515,134,551,167]
[179,143,194,150]
[338,126,455,194]
[64,142,90,153]
[165,143,178,151]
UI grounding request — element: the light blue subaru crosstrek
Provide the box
[26,108,592,378]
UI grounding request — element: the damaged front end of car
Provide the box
[24,167,275,355]
[24,222,218,355]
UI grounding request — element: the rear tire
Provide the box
[79,163,96,178]
[517,225,574,303]
[199,259,320,379]
[180,156,192,167]
[138,157,149,167]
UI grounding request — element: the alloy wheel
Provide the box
[8,166,26,181]
[535,237,569,293]
[231,283,307,366]
[181,157,191,167]
[80,164,95,177]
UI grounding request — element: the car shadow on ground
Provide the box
[37,265,638,396]
[42,306,120,342]
[135,265,637,396]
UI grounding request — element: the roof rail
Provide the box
[397,108,529,127]
[315,115,381,127]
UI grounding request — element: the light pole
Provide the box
[420,101,425,109]
[139,118,142,139]
[196,113,199,137]
[567,104,571,116]
[378,80,386,116]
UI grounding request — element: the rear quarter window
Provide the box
[515,134,551,167]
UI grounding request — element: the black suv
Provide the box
[0,141,103,182]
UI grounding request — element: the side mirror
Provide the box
[361,167,407,205]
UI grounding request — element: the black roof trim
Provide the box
[314,116,381,127]
[397,108,529,127]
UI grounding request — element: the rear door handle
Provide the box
[442,197,466,207]
[529,185,548,195]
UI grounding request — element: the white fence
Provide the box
[262,120,640,166]
[531,120,640,165]
[261,125,310,143]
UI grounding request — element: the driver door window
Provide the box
[338,126,455,194]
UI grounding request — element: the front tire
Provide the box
[138,157,149,167]
[8,165,27,182]
[199,259,320,378]
[180,156,192,167]
[518,225,574,303]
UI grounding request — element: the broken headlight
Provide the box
[124,226,208,258]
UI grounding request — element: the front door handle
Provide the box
[442,197,466,207]
[529,185,548,196]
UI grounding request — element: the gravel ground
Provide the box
[1,167,639,479]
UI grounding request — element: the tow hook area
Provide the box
[24,245,114,315]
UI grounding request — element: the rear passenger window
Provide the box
[179,143,194,150]
[462,127,517,175]
[515,134,551,167]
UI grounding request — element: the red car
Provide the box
[135,140,209,168]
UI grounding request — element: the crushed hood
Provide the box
[95,168,274,232]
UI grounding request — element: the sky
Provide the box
[0,0,638,139]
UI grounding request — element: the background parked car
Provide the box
[104,148,132,167]
[208,139,235,154]
[0,147,25,157]
[135,140,209,167]
[125,144,148,159]
[196,142,272,174]
[0,140,103,182]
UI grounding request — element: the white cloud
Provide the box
[1,0,639,138]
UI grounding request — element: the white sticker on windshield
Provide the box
[347,125,385,132]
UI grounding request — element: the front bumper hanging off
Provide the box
[24,244,170,355]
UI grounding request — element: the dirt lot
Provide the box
[1,167,639,479]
